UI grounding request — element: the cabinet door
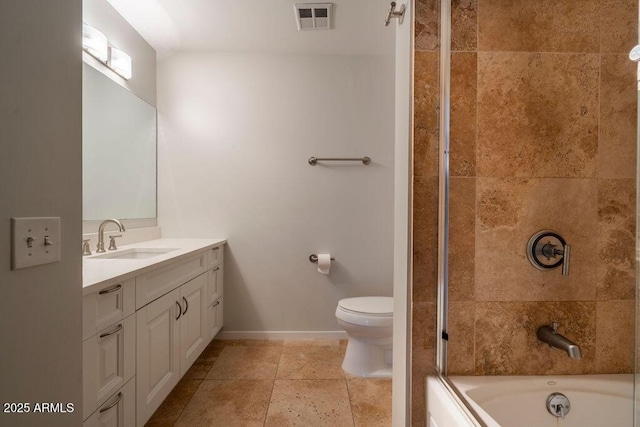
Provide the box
[179,273,208,376]
[136,288,180,426]
[207,296,223,341]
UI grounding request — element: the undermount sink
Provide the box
[91,248,178,260]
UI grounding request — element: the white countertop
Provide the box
[83,238,226,294]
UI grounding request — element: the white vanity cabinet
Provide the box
[83,240,225,427]
[135,248,220,424]
[135,271,211,424]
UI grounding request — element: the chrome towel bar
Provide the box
[308,156,371,166]
[309,254,336,263]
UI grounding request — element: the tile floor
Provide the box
[145,339,392,426]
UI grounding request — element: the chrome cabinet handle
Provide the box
[212,300,220,308]
[99,324,123,338]
[98,284,122,295]
[213,267,220,272]
[182,297,189,315]
[176,301,182,320]
[99,392,122,413]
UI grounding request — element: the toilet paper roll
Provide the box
[317,253,331,275]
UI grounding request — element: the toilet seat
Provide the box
[338,296,393,314]
[336,297,393,327]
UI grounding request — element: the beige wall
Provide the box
[157,52,395,332]
[0,1,83,426]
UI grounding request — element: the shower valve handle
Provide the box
[526,230,570,277]
[561,244,570,276]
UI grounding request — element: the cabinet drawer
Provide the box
[136,251,208,310]
[83,378,135,427]
[207,296,223,342]
[207,245,223,268]
[83,314,136,420]
[83,280,135,341]
[207,265,223,306]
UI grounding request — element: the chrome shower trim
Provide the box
[436,0,452,375]
[439,375,488,427]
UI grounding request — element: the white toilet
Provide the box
[335,296,393,378]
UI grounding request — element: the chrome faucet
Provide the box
[537,321,582,359]
[97,219,126,253]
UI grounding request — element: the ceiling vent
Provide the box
[294,3,333,31]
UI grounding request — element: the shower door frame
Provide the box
[431,1,488,424]
[435,2,640,427]
[635,4,640,423]
[392,0,415,425]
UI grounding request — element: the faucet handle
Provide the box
[108,235,122,251]
[82,239,92,256]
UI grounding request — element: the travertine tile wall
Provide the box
[412,0,637,423]
[412,1,440,424]
[445,0,638,376]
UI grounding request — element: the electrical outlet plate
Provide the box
[11,217,61,270]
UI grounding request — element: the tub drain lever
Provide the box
[546,393,571,419]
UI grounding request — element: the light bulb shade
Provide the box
[82,24,108,62]
[108,47,132,80]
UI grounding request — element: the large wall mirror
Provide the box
[82,63,157,220]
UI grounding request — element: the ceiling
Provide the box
[106,0,395,58]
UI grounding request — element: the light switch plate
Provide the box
[11,217,61,270]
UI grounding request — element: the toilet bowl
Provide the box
[335,296,393,378]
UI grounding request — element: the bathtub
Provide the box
[449,374,634,427]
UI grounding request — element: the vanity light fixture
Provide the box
[82,24,108,63]
[108,47,132,80]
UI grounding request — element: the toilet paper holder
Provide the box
[309,254,336,263]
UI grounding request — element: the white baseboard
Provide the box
[216,330,347,340]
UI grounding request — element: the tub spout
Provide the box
[537,321,582,359]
